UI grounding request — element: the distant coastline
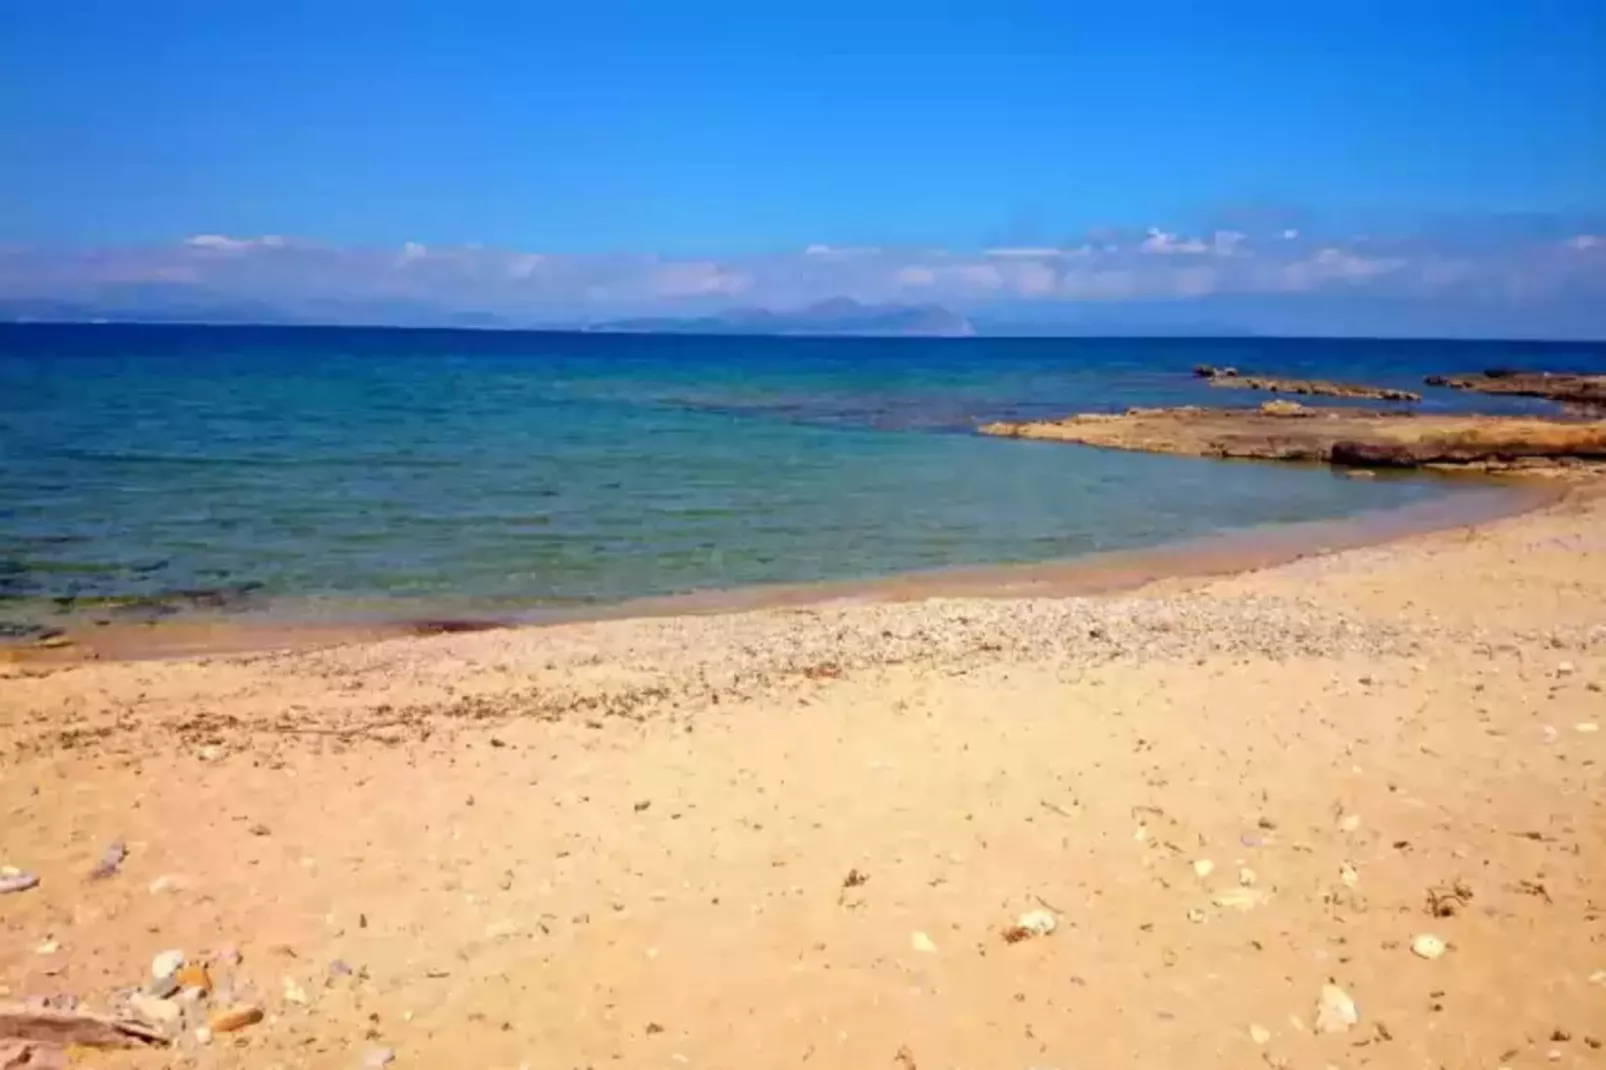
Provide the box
[591,297,975,338]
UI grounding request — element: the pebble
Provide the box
[1340,862,1359,888]
[1338,814,1362,833]
[0,868,40,895]
[175,963,212,995]
[1557,661,1576,676]
[364,1047,396,1068]
[193,1027,213,1046]
[1212,887,1271,912]
[87,839,127,880]
[282,977,310,1005]
[198,745,226,762]
[1186,908,1207,924]
[1248,1023,1272,1045]
[1588,969,1606,985]
[1314,983,1359,1033]
[909,931,938,953]
[208,1004,265,1033]
[151,950,186,980]
[1411,934,1447,960]
[145,973,181,999]
[1577,722,1599,734]
[128,992,183,1026]
[1014,909,1058,938]
[1192,859,1215,878]
[1237,867,1257,887]
[34,937,58,955]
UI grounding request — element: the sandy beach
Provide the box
[2,482,1604,1069]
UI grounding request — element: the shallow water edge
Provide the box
[1,471,1563,666]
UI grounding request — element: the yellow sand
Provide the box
[1,486,1603,1068]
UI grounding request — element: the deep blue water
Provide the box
[1,324,1602,621]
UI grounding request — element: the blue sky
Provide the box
[2,1,1603,334]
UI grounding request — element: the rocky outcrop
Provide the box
[978,403,1606,469]
[1195,366,1420,402]
[1424,370,1606,407]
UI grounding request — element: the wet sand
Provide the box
[1,480,1604,1069]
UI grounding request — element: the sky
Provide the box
[2,1,1604,335]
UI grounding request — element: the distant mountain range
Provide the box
[595,298,975,337]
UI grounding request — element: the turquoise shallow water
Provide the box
[1,324,1602,622]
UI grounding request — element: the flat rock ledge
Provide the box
[1424,370,1606,407]
[979,403,1606,469]
[1193,366,1421,402]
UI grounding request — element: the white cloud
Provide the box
[1211,230,1247,256]
[1277,247,1406,290]
[184,234,255,253]
[983,247,1064,259]
[649,260,751,297]
[1140,228,1210,255]
[803,244,880,259]
[5,222,1600,325]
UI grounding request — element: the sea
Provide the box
[2,324,1603,628]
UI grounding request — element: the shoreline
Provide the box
[2,462,1602,1068]
[1,470,1562,667]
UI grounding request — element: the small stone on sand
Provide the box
[1411,934,1447,959]
[1248,1023,1271,1045]
[0,869,40,895]
[1007,909,1057,940]
[1192,859,1214,878]
[151,950,185,980]
[910,931,938,953]
[1340,862,1359,888]
[128,992,182,1027]
[1315,983,1359,1033]
[364,1048,396,1068]
[208,1004,264,1033]
[1212,887,1271,911]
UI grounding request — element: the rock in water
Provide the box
[1315,984,1359,1033]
